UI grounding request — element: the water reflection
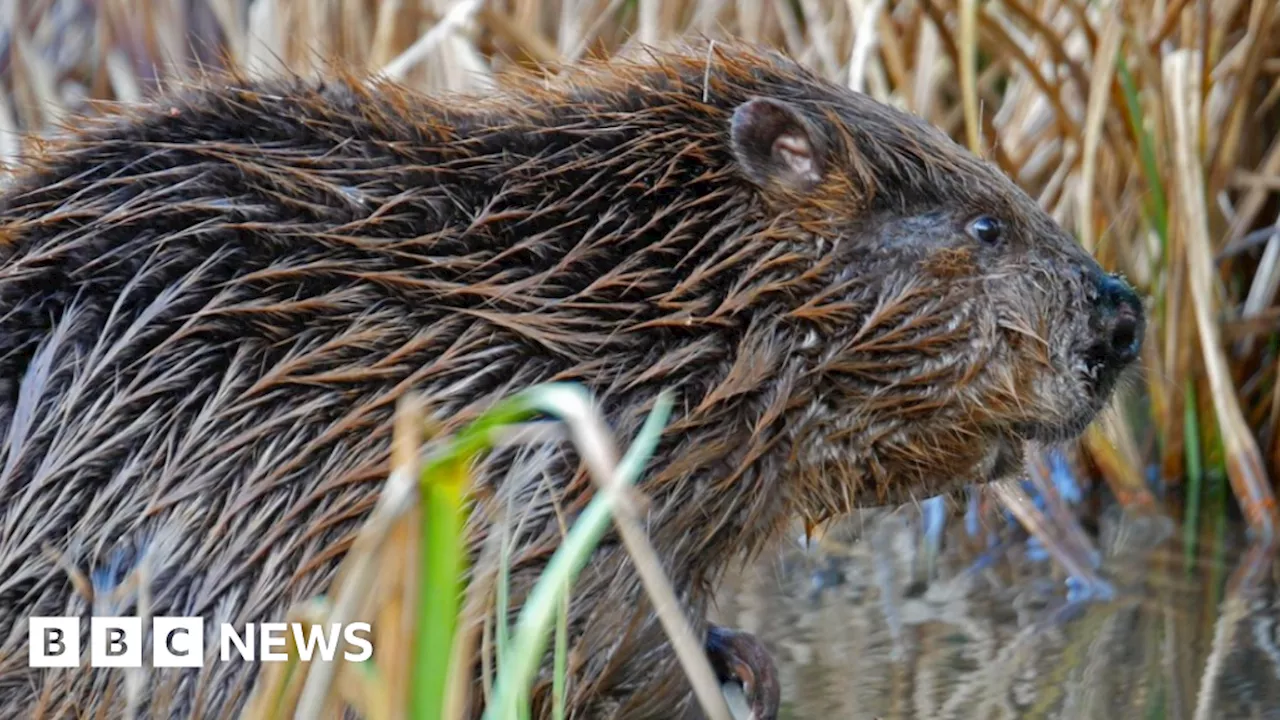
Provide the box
[711,504,1280,719]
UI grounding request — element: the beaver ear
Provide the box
[730,97,825,192]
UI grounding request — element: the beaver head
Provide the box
[717,80,1143,515]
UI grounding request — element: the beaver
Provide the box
[0,43,1143,719]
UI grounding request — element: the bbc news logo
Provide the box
[28,617,373,668]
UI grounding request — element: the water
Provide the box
[711,505,1280,720]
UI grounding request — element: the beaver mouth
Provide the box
[1080,340,1131,399]
[1007,333,1140,447]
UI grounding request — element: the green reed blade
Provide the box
[484,386,674,720]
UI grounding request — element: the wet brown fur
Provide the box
[0,44,1134,718]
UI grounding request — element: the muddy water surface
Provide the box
[711,506,1280,720]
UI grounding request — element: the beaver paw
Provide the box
[705,625,780,720]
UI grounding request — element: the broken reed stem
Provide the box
[382,395,425,718]
[989,482,1112,595]
[1078,12,1123,254]
[847,0,886,95]
[291,402,425,718]
[379,0,487,81]
[957,0,981,154]
[488,386,733,720]
[1166,49,1279,544]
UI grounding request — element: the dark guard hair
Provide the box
[0,43,1141,718]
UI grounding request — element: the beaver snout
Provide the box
[1097,273,1144,364]
[1087,272,1145,380]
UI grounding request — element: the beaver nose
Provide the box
[1096,273,1144,365]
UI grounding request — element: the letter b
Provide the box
[91,617,142,668]
[28,617,80,668]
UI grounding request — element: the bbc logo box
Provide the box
[29,617,205,668]
[28,617,79,668]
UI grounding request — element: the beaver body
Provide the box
[0,44,1141,718]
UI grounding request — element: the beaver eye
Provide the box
[966,215,1003,244]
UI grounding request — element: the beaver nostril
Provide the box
[1109,314,1141,363]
